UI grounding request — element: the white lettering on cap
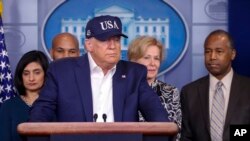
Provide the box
[100,20,119,30]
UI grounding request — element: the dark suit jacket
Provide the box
[180,73,250,141]
[30,54,169,122]
[0,96,30,141]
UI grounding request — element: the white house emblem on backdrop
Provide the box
[42,0,189,76]
[61,5,170,58]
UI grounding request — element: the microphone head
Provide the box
[93,113,98,122]
[102,113,107,122]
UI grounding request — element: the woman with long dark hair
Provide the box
[0,50,49,141]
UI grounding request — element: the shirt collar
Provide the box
[209,68,234,91]
[88,53,98,73]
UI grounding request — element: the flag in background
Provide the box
[0,0,2,16]
[0,1,17,105]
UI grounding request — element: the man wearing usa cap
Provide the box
[30,15,169,122]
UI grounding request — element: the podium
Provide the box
[18,122,178,141]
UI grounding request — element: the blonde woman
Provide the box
[128,36,181,141]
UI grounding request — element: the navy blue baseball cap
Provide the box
[85,15,128,41]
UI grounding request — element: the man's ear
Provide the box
[85,39,93,52]
[231,49,236,61]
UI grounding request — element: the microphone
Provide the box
[93,113,98,122]
[102,113,107,122]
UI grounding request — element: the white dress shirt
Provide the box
[88,53,116,122]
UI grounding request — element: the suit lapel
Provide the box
[198,76,211,134]
[224,73,240,130]
[112,61,126,121]
[74,55,93,121]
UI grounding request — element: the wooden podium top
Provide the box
[18,122,178,136]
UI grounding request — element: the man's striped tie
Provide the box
[210,81,224,141]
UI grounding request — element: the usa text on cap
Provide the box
[85,15,128,41]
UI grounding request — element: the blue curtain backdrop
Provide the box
[228,0,250,77]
